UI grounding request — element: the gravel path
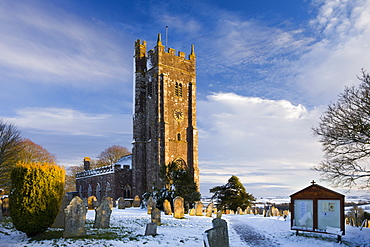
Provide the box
[231,220,281,247]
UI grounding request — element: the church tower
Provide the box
[132,34,199,197]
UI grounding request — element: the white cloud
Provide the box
[296,0,370,104]
[197,93,324,196]
[0,1,132,87]
[3,108,132,136]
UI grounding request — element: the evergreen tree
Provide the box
[144,161,201,211]
[210,175,255,211]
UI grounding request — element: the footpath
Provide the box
[230,219,281,247]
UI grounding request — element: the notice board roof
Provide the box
[290,181,344,199]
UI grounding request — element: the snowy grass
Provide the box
[1,207,369,246]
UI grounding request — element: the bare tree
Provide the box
[95,145,131,167]
[313,70,370,190]
[18,138,57,164]
[0,120,22,190]
[64,165,84,192]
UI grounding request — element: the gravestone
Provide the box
[203,218,229,247]
[2,197,9,216]
[225,209,230,215]
[206,203,214,217]
[0,199,3,221]
[147,196,156,214]
[117,197,126,209]
[163,199,172,215]
[237,207,243,215]
[173,196,184,219]
[195,201,203,216]
[216,210,222,219]
[125,200,132,208]
[106,197,114,209]
[87,196,98,210]
[151,208,161,225]
[94,198,112,228]
[52,195,70,228]
[133,195,141,207]
[145,222,157,236]
[189,208,195,216]
[63,196,86,238]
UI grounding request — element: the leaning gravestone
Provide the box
[195,201,203,216]
[147,196,156,214]
[52,195,70,228]
[206,203,214,217]
[151,208,161,225]
[2,197,9,216]
[145,222,157,236]
[117,197,126,209]
[203,218,229,247]
[173,196,184,219]
[163,199,172,215]
[87,196,98,210]
[63,196,87,238]
[133,195,141,207]
[94,198,112,228]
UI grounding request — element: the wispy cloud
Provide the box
[3,108,132,136]
[0,1,131,87]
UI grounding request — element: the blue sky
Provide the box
[1,0,370,197]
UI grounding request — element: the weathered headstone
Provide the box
[52,195,69,228]
[125,200,132,208]
[206,203,214,217]
[163,199,172,215]
[117,197,126,209]
[145,222,157,236]
[0,199,3,222]
[225,209,230,215]
[195,201,203,216]
[237,207,243,215]
[133,195,141,207]
[216,210,222,219]
[94,198,112,228]
[151,208,161,225]
[106,197,114,209]
[147,196,156,214]
[63,196,86,238]
[173,196,184,219]
[203,218,229,247]
[87,196,98,210]
[189,208,195,216]
[2,197,9,216]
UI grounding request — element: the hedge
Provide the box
[9,162,65,237]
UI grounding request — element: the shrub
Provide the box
[9,162,65,237]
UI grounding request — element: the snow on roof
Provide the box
[115,154,132,169]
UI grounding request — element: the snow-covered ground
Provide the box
[1,207,369,246]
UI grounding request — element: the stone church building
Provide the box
[76,34,199,200]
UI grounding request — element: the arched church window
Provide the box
[174,158,187,170]
[175,82,179,96]
[106,182,111,198]
[96,183,101,202]
[179,83,183,97]
[148,81,153,98]
[123,184,131,198]
[79,185,83,198]
[88,184,92,198]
